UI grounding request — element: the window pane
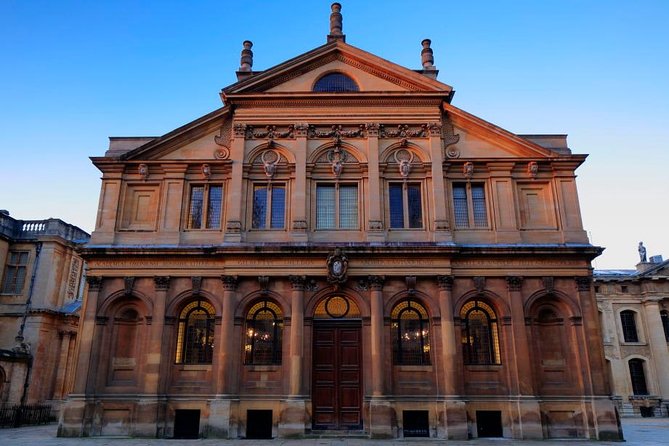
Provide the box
[471,185,488,227]
[270,185,286,229]
[339,185,358,229]
[206,185,223,229]
[188,186,204,228]
[453,184,469,228]
[316,185,335,229]
[407,184,422,228]
[389,184,404,228]
[629,359,648,395]
[661,311,669,342]
[253,185,268,229]
[465,309,493,365]
[621,311,639,342]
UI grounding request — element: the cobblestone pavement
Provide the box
[0,418,667,445]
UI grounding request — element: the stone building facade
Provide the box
[596,252,669,417]
[58,4,622,440]
[0,211,89,410]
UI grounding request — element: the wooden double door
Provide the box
[312,321,362,430]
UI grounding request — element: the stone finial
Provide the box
[421,39,435,69]
[239,40,253,72]
[327,3,346,43]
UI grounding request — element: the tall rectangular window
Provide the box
[620,310,639,342]
[316,184,358,229]
[188,184,223,229]
[389,183,422,229]
[2,251,29,295]
[452,183,488,228]
[252,183,286,229]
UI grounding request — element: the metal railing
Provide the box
[0,404,53,428]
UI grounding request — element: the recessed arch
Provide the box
[306,287,369,319]
[309,141,367,165]
[247,141,295,165]
[380,141,431,164]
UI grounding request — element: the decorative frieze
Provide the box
[308,124,365,139]
[379,124,428,138]
[245,124,295,140]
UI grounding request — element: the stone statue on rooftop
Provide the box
[638,241,647,262]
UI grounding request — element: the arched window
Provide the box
[620,310,639,343]
[313,72,359,92]
[175,299,215,364]
[661,310,669,342]
[628,358,648,395]
[245,300,283,365]
[461,299,501,365]
[391,299,431,365]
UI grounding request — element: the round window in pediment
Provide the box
[313,72,359,92]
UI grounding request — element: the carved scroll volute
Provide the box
[214,118,232,160]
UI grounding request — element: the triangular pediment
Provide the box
[444,103,567,159]
[223,40,453,95]
[115,107,231,161]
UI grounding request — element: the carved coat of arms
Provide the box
[327,248,348,286]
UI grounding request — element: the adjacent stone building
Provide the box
[596,250,669,417]
[0,211,89,411]
[59,4,622,440]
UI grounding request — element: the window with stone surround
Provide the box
[175,299,215,364]
[452,182,488,228]
[187,184,223,229]
[620,310,639,343]
[628,358,648,395]
[252,183,286,229]
[316,183,358,229]
[391,299,431,365]
[1,251,29,295]
[388,182,423,229]
[244,299,283,365]
[661,310,669,342]
[461,299,501,365]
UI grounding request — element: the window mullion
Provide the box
[403,183,409,228]
[467,184,475,227]
[266,183,273,228]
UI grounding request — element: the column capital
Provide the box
[289,275,306,290]
[86,276,103,291]
[368,275,385,290]
[294,123,309,137]
[154,276,170,291]
[506,276,523,292]
[575,276,592,292]
[221,275,238,290]
[437,275,454,290]
[366,123,380,137]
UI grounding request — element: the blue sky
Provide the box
[1,1,667,269]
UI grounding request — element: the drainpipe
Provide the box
[16,242,42,406]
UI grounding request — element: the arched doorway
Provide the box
[312,295,362,430]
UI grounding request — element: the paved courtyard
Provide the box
[0,418,667,445]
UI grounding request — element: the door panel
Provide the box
[313,322,362,430]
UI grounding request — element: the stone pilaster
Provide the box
[506,276,542,439]
[144,276,169,394]
[217,275,238,394]
[368,275,392,438]
[72,276,102,394]
[643,300,669,400]
[436,275,468,440]
[53,331,74,399]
